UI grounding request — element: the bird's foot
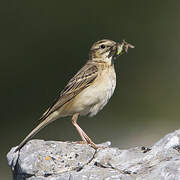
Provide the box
[73,140,99,150]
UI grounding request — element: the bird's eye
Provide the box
[100,44,105,49]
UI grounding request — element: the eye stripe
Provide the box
[97,40,108,44]
[98,45,111,49]
[90,40,116,51]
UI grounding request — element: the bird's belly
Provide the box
[66,68,116,117]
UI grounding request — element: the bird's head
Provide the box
[89,39,134,65]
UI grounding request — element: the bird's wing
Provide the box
[15,62,98,152]
[40,62,98,121]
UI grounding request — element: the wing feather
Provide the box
[39,62,98,121]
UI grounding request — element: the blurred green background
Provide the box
[1,1,180,179]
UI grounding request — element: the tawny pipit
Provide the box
[16,39,134,151]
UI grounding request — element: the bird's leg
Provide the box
[81,131,98,149]
[72,113,98,149]
[72,113,87,142]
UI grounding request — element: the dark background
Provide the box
[1,1,180,179]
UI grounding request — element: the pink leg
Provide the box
[72,113,98,149]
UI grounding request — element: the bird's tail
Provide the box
[15,112,59,152]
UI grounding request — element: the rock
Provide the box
[7,130,180,180]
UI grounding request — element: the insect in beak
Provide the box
[117,40,135,55]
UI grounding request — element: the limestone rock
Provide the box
[7,130,180,180]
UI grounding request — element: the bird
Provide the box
[15,39,134,152]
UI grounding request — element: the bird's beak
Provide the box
[116,40,135,56]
